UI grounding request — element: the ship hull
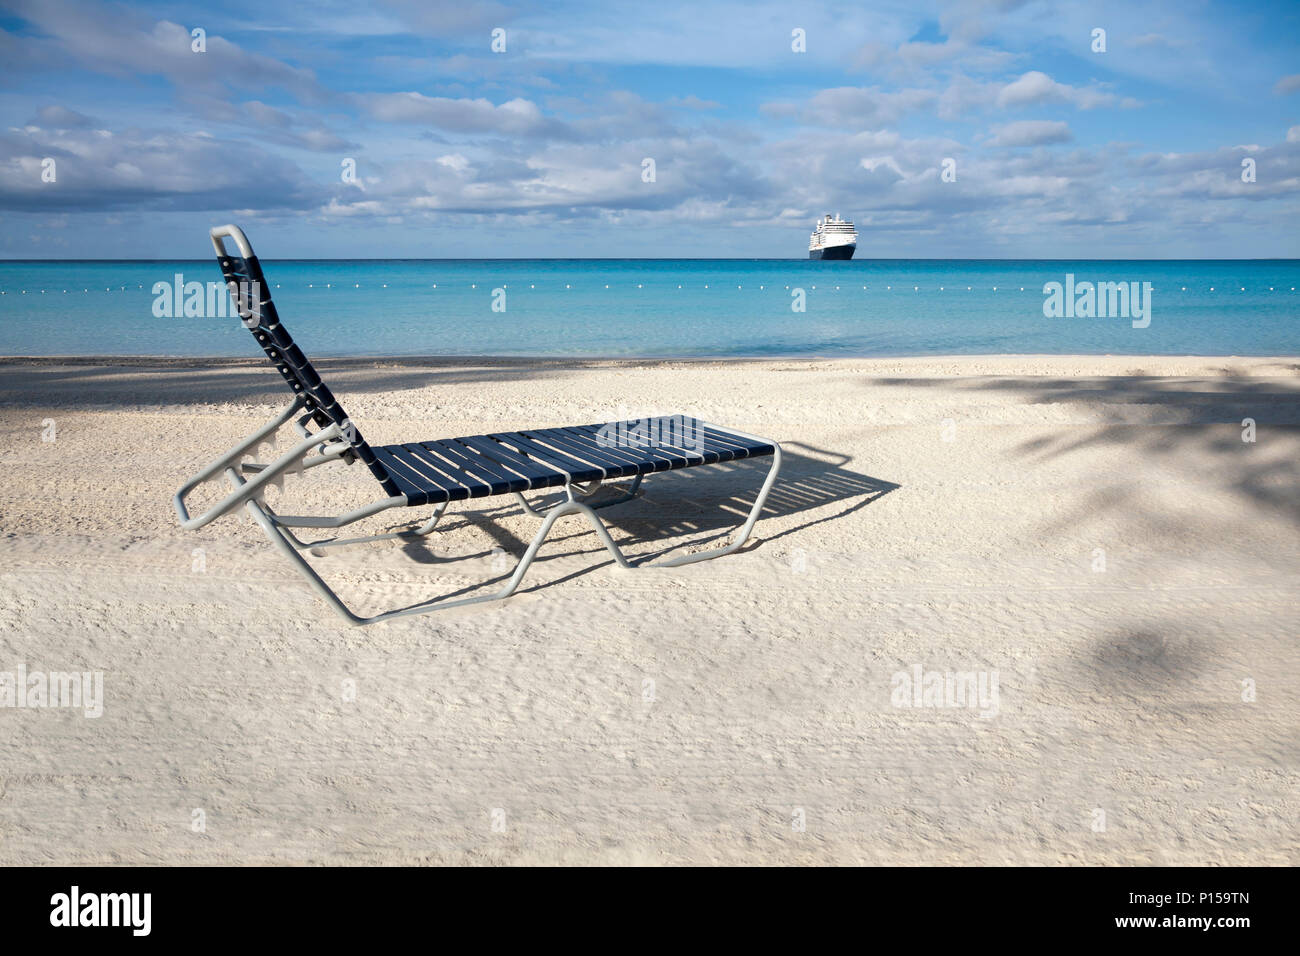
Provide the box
[809,244,856,260]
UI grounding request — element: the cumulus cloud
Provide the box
[997,71,1126,110]
[1275,75,1300,95]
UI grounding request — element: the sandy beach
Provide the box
[0,353,1297,865]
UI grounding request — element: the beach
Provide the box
[0,353,1297,865]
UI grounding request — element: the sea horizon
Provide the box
[3,257,1297,359]
[3,256,1299,263]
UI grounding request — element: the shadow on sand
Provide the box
[378,441,899,601]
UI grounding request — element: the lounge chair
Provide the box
[173,225,782,624]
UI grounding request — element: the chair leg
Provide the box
[235,448,777,625]
[514,474,643,517]
[636,444,782,567]
[241,494,622,625]
[268,502,449,550]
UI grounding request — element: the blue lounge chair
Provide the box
[174,225,782,624]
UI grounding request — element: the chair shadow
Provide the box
[383,442,899,604]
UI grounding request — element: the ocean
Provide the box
[0,259,1297,358]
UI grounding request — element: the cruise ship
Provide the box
[808,213,857,259]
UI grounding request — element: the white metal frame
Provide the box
[175,395,782,625]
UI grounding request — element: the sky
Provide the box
[0,0,1298,258]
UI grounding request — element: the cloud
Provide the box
[374,0,515,35]
[936,71,1137,119]
[1275,74,1300,95]
[0,126,321,212]
[183,96,357,152]
[388,137,768,217]
[1287,126,1300,143]
[27,105,99,128]
[997,71,1125,110]
[990,120,1073,146]
[4,3,328,103]
[354,92,574,139]
[766,86,937,126]
[666,95,722,110]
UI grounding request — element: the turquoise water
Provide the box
[0,259,1296,357]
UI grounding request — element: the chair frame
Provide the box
[173,225,782,625]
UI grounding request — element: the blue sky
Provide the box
[1,0,1298,258]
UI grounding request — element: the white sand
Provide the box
[0,354,1297,865]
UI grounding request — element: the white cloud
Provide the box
[1275,74,1300,95]
[997,71,1122,110]
[355,92,571,138]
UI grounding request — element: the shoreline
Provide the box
[3,353,1299,370]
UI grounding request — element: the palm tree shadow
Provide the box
[871,370,1300,533]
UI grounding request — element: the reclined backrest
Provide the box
[210,225,402,498]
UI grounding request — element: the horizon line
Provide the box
[3,257,1299,264]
